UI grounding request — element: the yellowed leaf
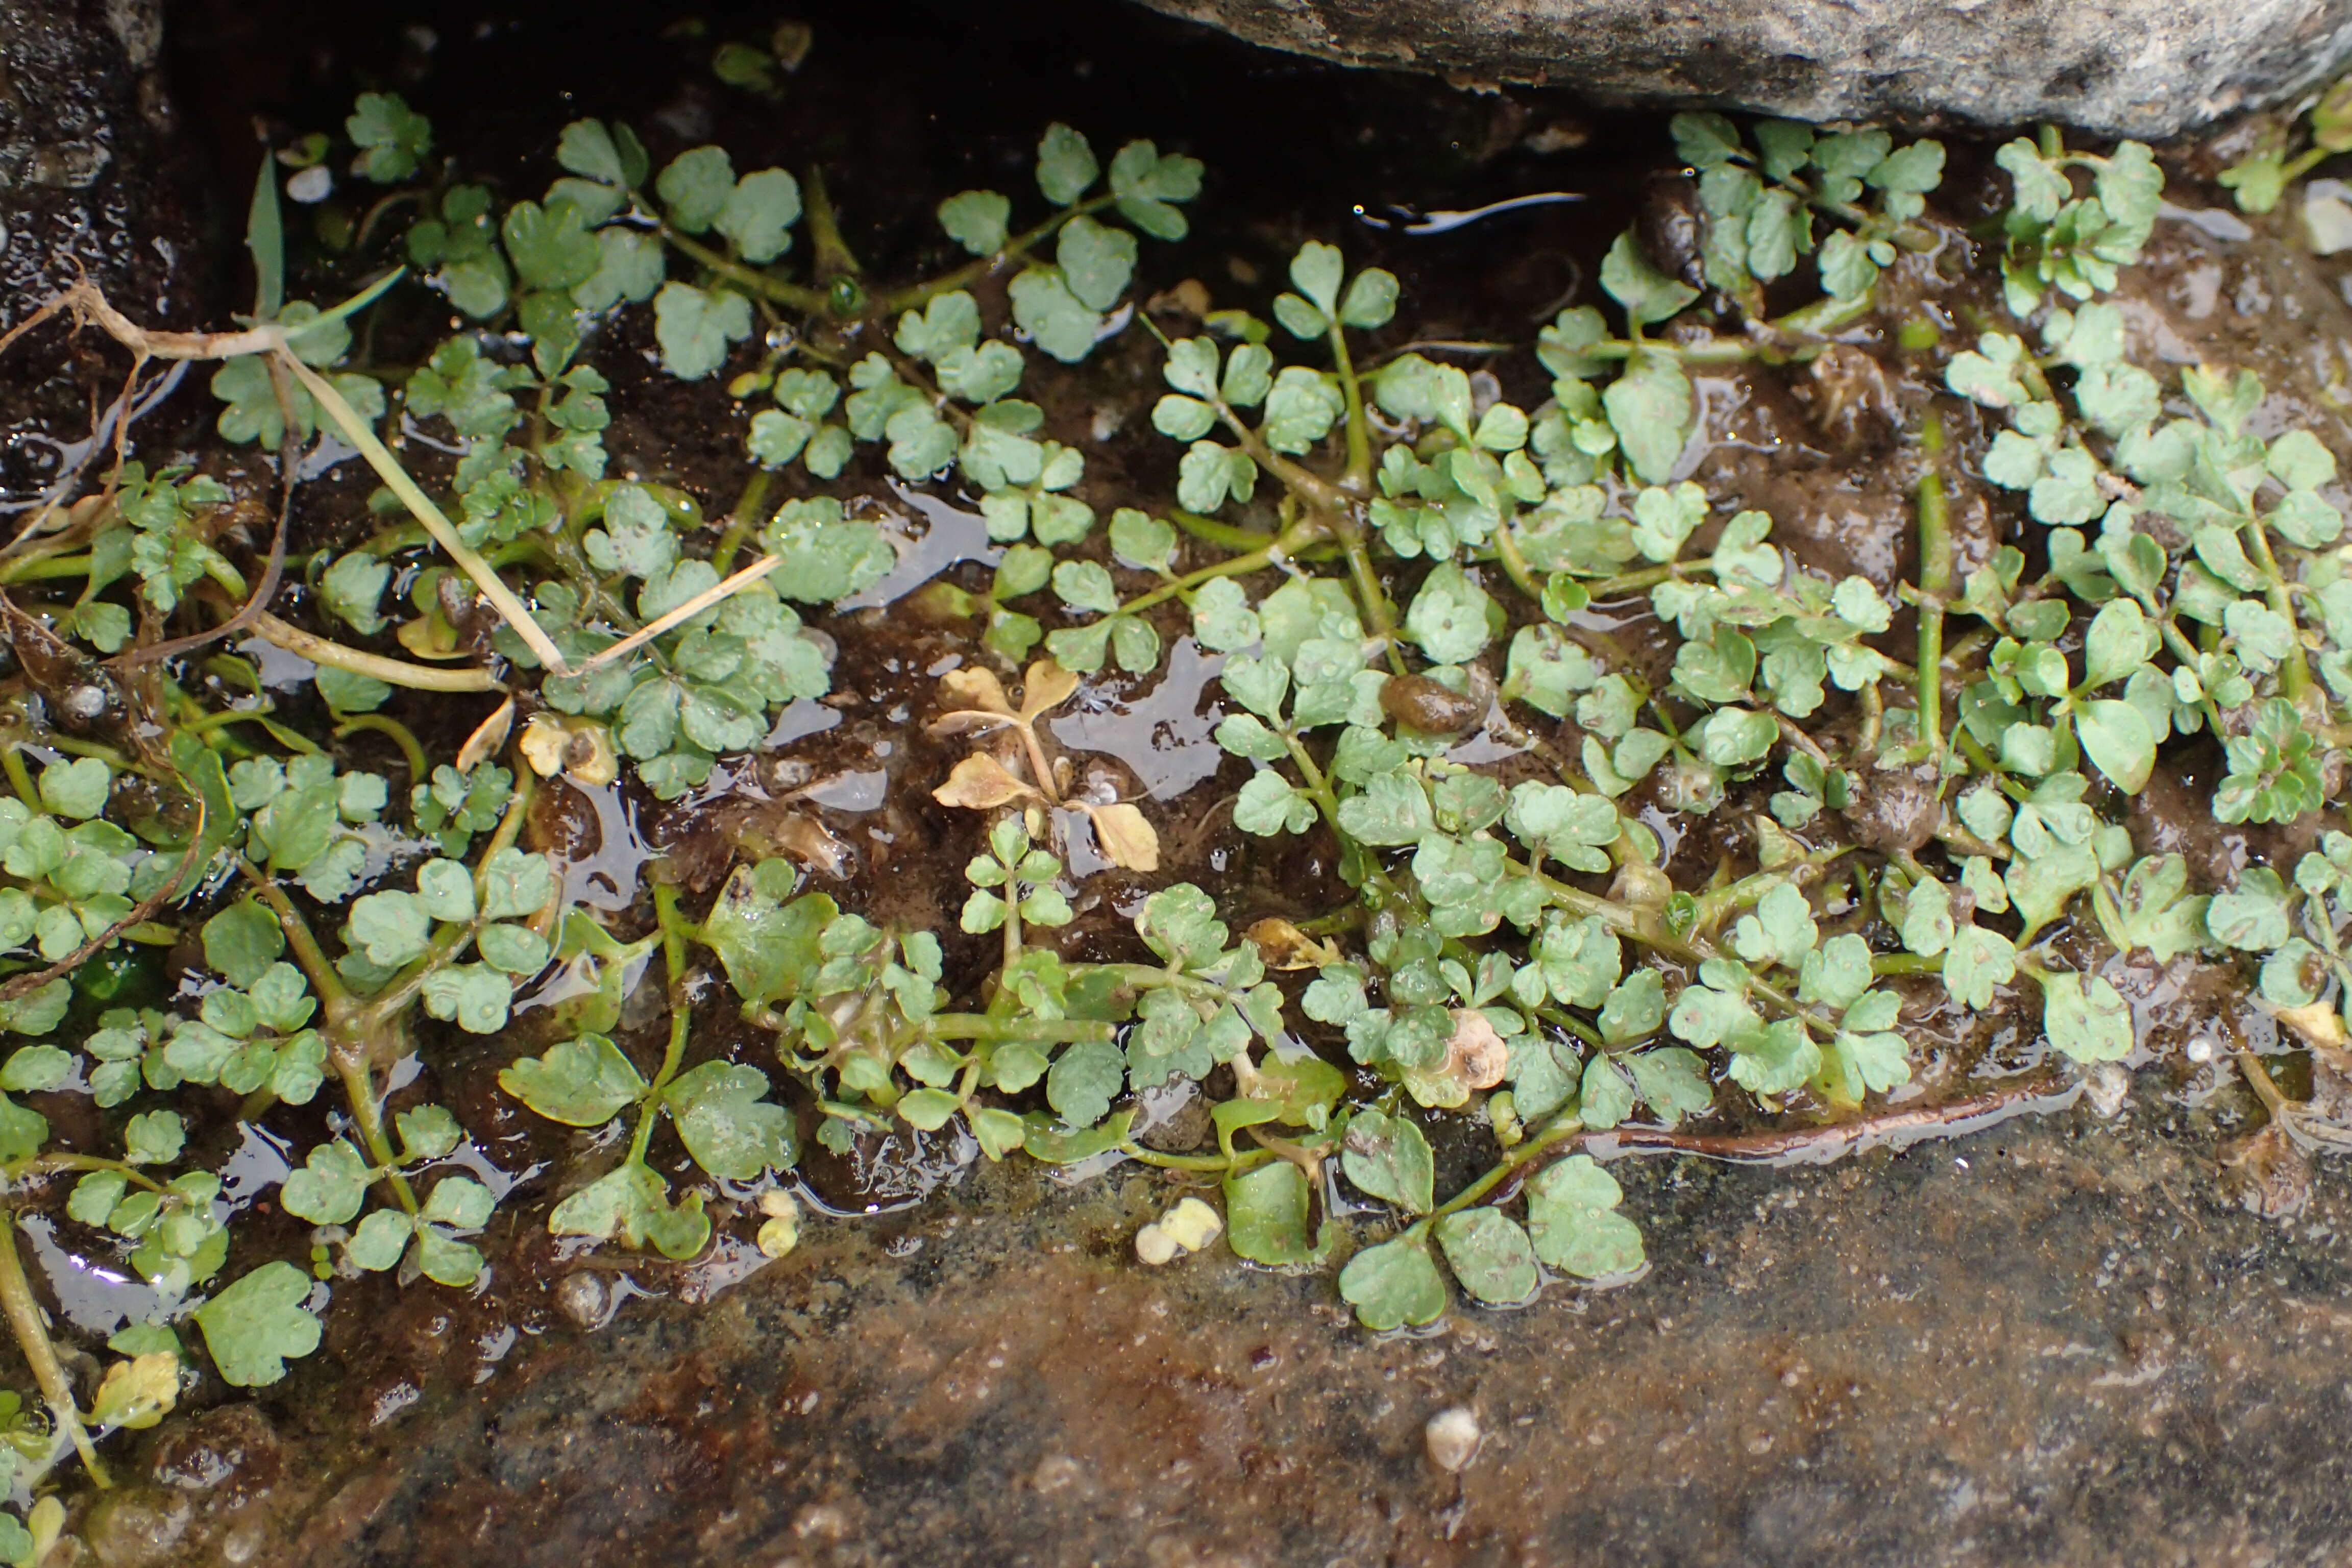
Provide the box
[933,752,1041,811]
[774,813,854,878]
[518,714,569,778]
[394,615,467,660]
[1019,658,1082,720]
[456,696,516,774]
[1246,917,1339,970]
[1086,801,1160,871]
[938,666,1013,717]
[927,708,1015,739]
[1446,1009,1508,1091]
[91,1351,178,1431]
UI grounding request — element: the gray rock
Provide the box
[1129,0,2352,139]
[0,0,205,499]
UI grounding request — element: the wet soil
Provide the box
[10,0,2352,1560]
[81,1089,2352,1568]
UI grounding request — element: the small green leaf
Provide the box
[2039,970,2134,1062]
[193,1262,322,1387]
[1526,1154,1645,1277]
[1046,1038,1123,1129]
[279,1139,369,1224]
[1338,1236,1449,1330]
[1433,1208,1538,1305]
[651,281,752,381]
[663,1061,795,1180]
[1340,1108,1433,1213]
[1036,124,1099,205]
[202,900,285,989]
[1404,562,1496,666]
[938,190,1011,256]
[1224,1160,1316,1266]
[499,1034,648,1126]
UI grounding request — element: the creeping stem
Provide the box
[0,1216,105,1487]
[1913,413,1953,766]
[624,885,703,1166]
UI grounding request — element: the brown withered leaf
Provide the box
[936,666,1014,721]
[1086,801,1160,872]
[773,813,854,878]
[1246,917,1340,971]
[456,696,516,774]
[1018,658,1081,720]
[933,753,1041,811]
[1445,1010,1509,1091]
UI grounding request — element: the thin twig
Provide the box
[576,553,784,673]
[248,612,504,693]
[109,365,301,673]
[276,354,573,675]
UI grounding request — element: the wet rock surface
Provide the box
[91,1092,2352,1566]
[0,0,206,498]
[1131,0,2352,142]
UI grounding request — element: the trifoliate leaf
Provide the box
[652,281,752,381]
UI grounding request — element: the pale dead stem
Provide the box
[3,277,796,702]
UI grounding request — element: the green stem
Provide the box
[0,1217,106,1487]
[1168,509,1277,553]
[1429,1112,1587,1221]
[1913,414,1952,765]
[1491,518,1544,604]
[922,1015,1117,1044]
[0,554,96,584]
[334,714,429,780]
[1119,1144,1265,1173]
[882,192,1121,314]
[251,612,503,693]
[2242,518,2313,703]
[800,167,862,287]
[237,861,351,1013]
[1,750,35,812]
[713,467,774,575]
[647,217,830,314]
[1328,322,1372,494]
[338,1060,419,1216]
[0,1154,163,1190]
[629,882,699,1166]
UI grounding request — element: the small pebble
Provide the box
[1159,1196,1223,1252]
[2083,1061,2129,1119]
[1425,1406,1481,1472]
[1134,1223,1180,1266]
[756,1190,800,1259]
[554,1272,609,1330]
